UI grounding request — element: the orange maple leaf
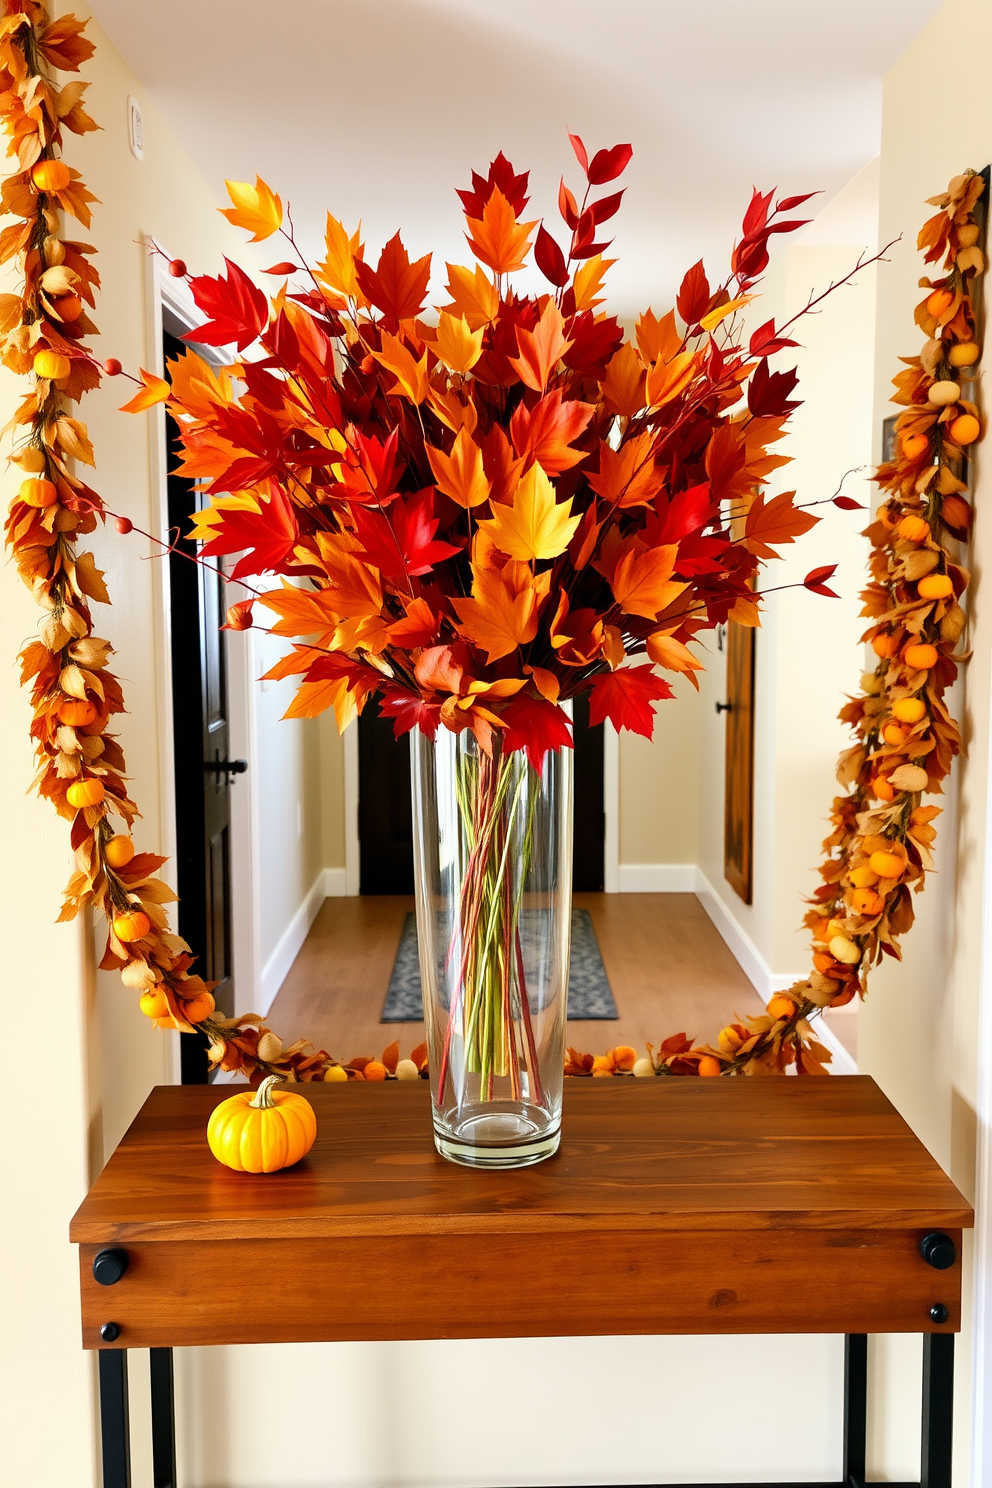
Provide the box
[441,262,499,329]
[465,189,537,275]
[119,368,170,414]
[635,308,682,366]
[433,311,484,374]
[509,389,594,477]
[645,348,698,411]
[611,543,687,620]
[587,431,665,509]
[453,562,550,662]
[509,299,572,392]
[742,490,818,559]
[646,630,705,689]
[601,342,646,417]
[316,213,364,302]
[258,584,340,649]
[374,330,429,404]
[355,232,431,321]
[427,428,490,509]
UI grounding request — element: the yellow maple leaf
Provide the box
[452,562,550,662]
[434,311,484,374]
[426,428,490,508]
[442,262,499,329]
[373,330,429,404]
[220,177,283,242]
[316,213,364,301]
[478,463,580,562]
[699,293,754,332]
[573,254,615,313]
[465,189,537,276]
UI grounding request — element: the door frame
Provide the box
[342,716,619,894]
[143,242,260,1047]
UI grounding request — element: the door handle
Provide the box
[715,701,733,714]
[204,758,248,775]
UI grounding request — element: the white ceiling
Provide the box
[88,0,943,317]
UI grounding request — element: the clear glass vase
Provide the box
[410,724,572,1168]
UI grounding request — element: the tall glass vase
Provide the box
[410,724,572,1168]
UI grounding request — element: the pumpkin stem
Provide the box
[251,1074,283,1109]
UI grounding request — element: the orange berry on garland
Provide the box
[19,477,57,507]
[113,910,151,942]
[872,776,897,802]
[848,865,880,888]
[54,293,83,322]
[168,258,187,277]
[882,721,910,746]
[948,341,980,368]
[851,888,884,916]
[893,697,927,724]
[104,835,135,869]
[696,1055,722,1077]
[32,349,70,381]
[949,412,980,446]
[904,643,939,670]
[139,986,170,1019]
[899,432,930,460]
[926,287,954,318]
[918,573,954,600]
[66,777,105,808]
[767,994,797,1020]
[30,158,70,192]
[611,1045,638,1071]
[103,357,122,376]
[115,517,133,534]
[896,514,930,543]
[179,989,215,1023]
[58,698,97,727]
[869,849,904,881]
[363,1060,388,1082]
[872,632,900,658]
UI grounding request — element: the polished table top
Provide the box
[71,1076,973,1245]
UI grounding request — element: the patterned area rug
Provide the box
[381,908,618,1022]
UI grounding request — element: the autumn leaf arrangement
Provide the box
[2,1,979,1088]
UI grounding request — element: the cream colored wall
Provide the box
[697,174,879,982]
[856,1,992,1479]
[320,713,347,869]
[0,6,325,1485]
[618,677,701,867]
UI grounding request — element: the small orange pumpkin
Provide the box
[892,697,927,724]
[207,1076,317,1173]
[139,987,170,1019]
[33,349,71,381]
[31,158,71,192]
[58,698,97,727]
[66,777,105,808]
[904,643,938,670]
[104,835,135,868]
[20,477,57,508]
[113,910,150,942]
[918,573,954,600]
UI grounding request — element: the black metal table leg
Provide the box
[98,1349,131,1488]
[150,1348,177,1488]
[922,1333,954,1488]
[843,1334,868,1488]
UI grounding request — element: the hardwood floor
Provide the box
[266,893,767,1062]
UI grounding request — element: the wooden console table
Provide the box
[71,1076,972,1488]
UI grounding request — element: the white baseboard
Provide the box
[259,872,328,1014]
[617,862,698,893]
[322,867,347,898]
[694,868,858,1074]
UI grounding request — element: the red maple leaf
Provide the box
[352,487,459,581]
[588,666,674,738]
[185,258,269,351]
[199,485,298,579]
[562,311,623,378]
[499,694,573,772]
[457,152,530,218]
[378,688,443,740]
[354,233,431,322]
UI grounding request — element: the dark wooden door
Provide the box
[358,698,414,894]
[723,621,755,903]
[165,330,237,1081]
[357,696,604,894]
[572,694,604,891]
